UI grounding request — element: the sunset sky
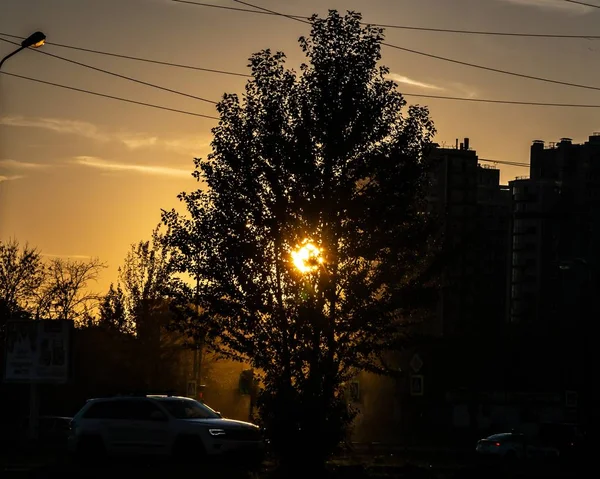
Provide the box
[1,0,600,292]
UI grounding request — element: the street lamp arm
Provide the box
[0,31,46,71]
[0,46,25,70]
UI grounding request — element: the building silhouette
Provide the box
[429,139,511,337]
[508,135,600,328]
[507,135,600,429]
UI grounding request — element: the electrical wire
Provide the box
[0,32,251,78]
[401,93,600,108]
[173,1,600,39]
[381,43,600,93]
[0,75,529,164]
[232,1,600,94]
[0,37,218,104]
[0,71,219,120]
[3,36,600,110]
[562,0,600,9]
[480,158,529,167]
[3,18,600,114]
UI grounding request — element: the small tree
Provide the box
[119,228,173,327]
[98,283,132,334]
[118,227,175,388]
[165,11,438,467]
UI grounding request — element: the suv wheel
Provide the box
[173,435,206,462]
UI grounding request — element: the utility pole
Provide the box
[193,264,205,400]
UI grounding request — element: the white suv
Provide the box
[68,395,264,463]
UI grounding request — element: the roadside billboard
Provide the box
[3,320,73,384]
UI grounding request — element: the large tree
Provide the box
[164,11,438,466]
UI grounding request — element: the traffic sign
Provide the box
[410,353,423,373]
[410,375,424,396]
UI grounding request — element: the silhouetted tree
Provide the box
[163,10,438,468]
[0,239,44,321]
[36,257,106,323]
[98,283,132,334]
[118,227,173,330]
[118,227,176,388]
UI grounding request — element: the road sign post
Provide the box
[186,379,197,398]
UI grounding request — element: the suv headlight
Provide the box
[209,428,226,436]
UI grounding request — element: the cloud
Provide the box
[448,82,479,99]
[0,116,210,156]
[121,135,211,156]
[0,159,48,182]
[0,175,24,182]
[121,137,158,149]
[0,116,109,142]
[387,74,479,98]
[73,156,191,178]
[0,159,48,170]
[499,0,594,14]
[41,253,93,260]
[387,73,444,91]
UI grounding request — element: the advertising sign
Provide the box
[3,320,73,384]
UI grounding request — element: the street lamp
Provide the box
[0,31,46,70]
[1,30,45,444]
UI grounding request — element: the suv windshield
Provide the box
[155,398,220,419]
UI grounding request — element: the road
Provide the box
[0,449,585,478]
[2,458,262,479]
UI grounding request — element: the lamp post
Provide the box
[0,31,46,70]
[1,31,45,444]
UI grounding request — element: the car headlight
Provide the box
[209,428,227,436]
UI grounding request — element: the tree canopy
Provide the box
[164,10,438,464]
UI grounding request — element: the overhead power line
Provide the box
[381,43,600,93]
[232,1,600,94]
[402,93,600,108]
[0,32,251,78]
[562,0,600,9]
[4,30,600,113]
[0,69,532,165]
[173,1,600,39]
[0,71,219,120]
[0,37,218,105]
[480,158,529,167]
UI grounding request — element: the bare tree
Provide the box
[0,238,45,319]
[37,257,106,323]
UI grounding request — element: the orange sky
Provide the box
[2,0,600,293]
